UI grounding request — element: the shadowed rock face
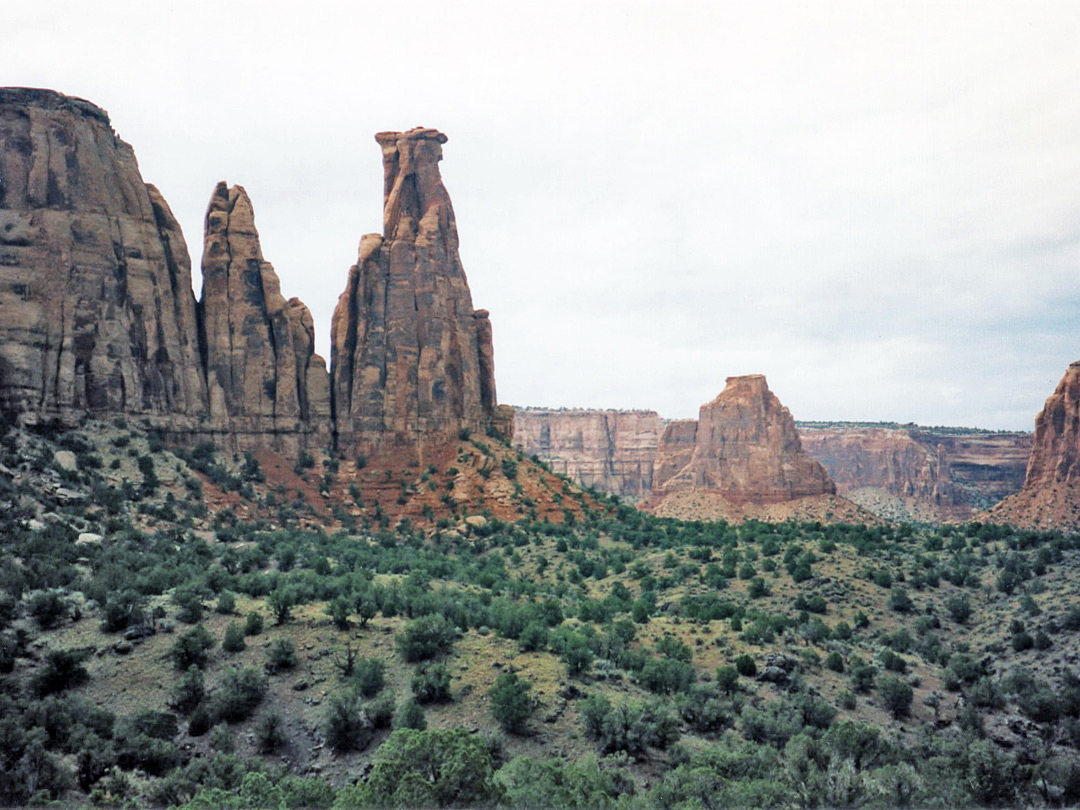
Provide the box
[198,182,330,453]
[0,88,206,425]
[653,375,835,503]
[330,127,499,455]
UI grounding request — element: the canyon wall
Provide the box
[799,424,1030,520]
[513,408,661,498]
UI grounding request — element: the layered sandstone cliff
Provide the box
[330,128,499,456]
[0,88,207,426]
[799,424,1030,520]
[987,362,1080,529]
[652,375,836,502]
[198,182,330,453]
[513,408,661,498]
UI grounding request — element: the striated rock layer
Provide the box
[198,182,330,453]
[800,424,1031,521]
[331,127,500,457]
[0,88,207,427]
[513,408,661,499]
[987,362,1080,529]
[652,375,835,503]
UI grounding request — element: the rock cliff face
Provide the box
[652,375,835,503]
[0,91,505,465]
[799,424,1030,520]
[330,128,498,456]
[0,88,207,426]
[198,182,330,453]
[513,409,661,498]
[987,362,1080,529]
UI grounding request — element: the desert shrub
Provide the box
[495,754,635,810]
[394,698,427,731]
[212,667,267,722]
[29,589,69,628]
[32,648,91,696]
[716,665,740,694]
[638,657,695,695]
[170,624,215,670]
[489,672,535,734]
[411,663,452,704]
[878,675,913,719]
[265,638,297,673]
[323,691,372,753]
[396,614,457,662]
[825,651,845,673]
[244,610,264,636]
[335,728,496,810]
[946,593,972,624]
[100,590,145,633]
[222,621,246,653]
[580,695,680,758]
[215,591,236,615]
[171,665,206,715]
[353,657,386,697]
[255,711,287,753]
[735,654,757,677]
[267,587,296,625]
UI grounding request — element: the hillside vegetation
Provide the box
[1,417,1080,808]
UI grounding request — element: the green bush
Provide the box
[396,614,457,662]
[255,711,287,753]
[323,691,372,753]
[411,663,452,704]
[878,675,913,719]
[244,610,264,636]
[29,589,69,629]
[337,728,496,809]
[32,648,91,696]
[265,639,297,674]
[212,667,267,722]
[170,624,215,670]
[489,672,535,734]
[393,698,427,731]
[735,654,757,677]
[171,665,206,714]
[354,657,386,697]
[222,622,246,653]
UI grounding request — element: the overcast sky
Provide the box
[6,1,1080,429]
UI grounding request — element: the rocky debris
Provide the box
[330,127,500,457]
[53,450,77,471]
[759,666,788,684]
[513,408,662,499]
[0,89,208,429]
[987,361,1080,529]
[75,532,103,544]
[652,375,835,503]
[198,182,330,454]
[764,652,797,672]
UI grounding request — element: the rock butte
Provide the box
[987,361,1080,530]
[652,374,836,504]
[0,89,506,458]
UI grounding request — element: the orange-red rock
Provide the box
[652,375,835,503]
[198,182,330,453]
[987,361,1080,529]
[330,128,500,456]
[0,88,207,427]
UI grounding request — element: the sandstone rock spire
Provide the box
[653,374,835,502]
[198,182,330,452]
[331,127,499,455]
[0,88,207,426]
